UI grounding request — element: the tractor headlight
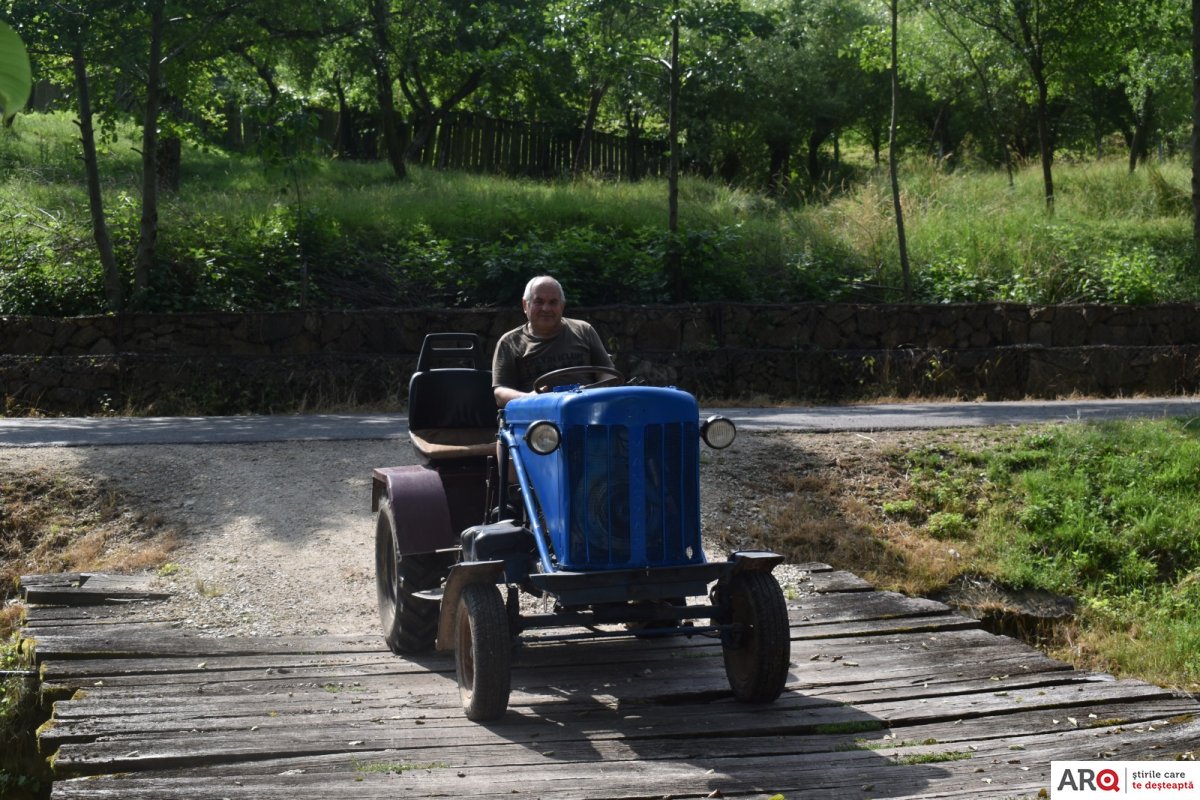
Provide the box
[700,415,736,449]
[525,421,561,455]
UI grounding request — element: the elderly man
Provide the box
[492,276,614,408]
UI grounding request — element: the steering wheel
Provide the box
[534,365,625,393]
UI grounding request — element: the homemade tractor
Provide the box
[373,333,791,720]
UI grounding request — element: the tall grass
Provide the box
[816,157,1198,303]
[892,419,1200,690]
[1,111,1197,313]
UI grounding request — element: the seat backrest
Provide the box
[416,332,488,372]
[407,333,496,430]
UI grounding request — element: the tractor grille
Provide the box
[565,422,699,568]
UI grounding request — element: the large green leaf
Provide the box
[0,20,32,125]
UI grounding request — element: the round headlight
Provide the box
[701,415,736,449]
[525,421,561,455]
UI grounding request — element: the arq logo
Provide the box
[1057,768,1121,793]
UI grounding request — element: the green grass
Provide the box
[892,418,1200,691]
[2,112,1197,314]
[816,157,1199,303]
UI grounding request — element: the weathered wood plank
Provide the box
[45,716,1200,799]
[23,603,184,627]
[28,632,385,663]
[805,569,875,593]
[88,697,1200,781]
[45,670,1185,777]
[19,572,172,605]
[791,589,951,623]
[24,569,1200,800]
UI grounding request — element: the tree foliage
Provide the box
[4,0,1200,306]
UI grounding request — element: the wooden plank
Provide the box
[803,569,875,593]
[24,569,1200,799]
[37,652,1180,758]
[791,589,953,623]
[76,696,1200,782]
[19,572,171,605]
[28,632,385,663]
[45,716,1200,799]
[44,666,1172,756]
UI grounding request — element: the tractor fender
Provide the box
[435,560,506,652]
[728,551,785,574]
[371,465,456,555]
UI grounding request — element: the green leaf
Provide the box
[0,20,33,125]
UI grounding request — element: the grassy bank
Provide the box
[762,418,1200,693]
[904,418,1200,690]
[1,112,1197,314]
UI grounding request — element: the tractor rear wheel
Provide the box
[376,499,444,654]
[721,571,790,703]
[455,581,511,721]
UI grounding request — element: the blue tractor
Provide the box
[373,333,791,720]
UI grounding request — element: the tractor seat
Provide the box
[406,333,497,463]
[409,426,496,461]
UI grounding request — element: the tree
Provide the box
[737,0,876,196]
[543,0,660,177]
[1193,0,1200,263]
[887,0,910,299]
[387,0,550,164]
[934,0,1093,213]
[7,0,126,309]
[919,3,1017,180]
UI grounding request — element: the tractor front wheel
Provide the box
[455,581,511,721]
[721,571,790,703]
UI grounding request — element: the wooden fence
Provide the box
[411,112,667,180]
[238,108,668,180]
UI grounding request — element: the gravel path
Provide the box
[1,433,819,638]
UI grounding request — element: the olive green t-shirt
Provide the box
[492,318,614,393]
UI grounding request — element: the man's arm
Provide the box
[494,385,529,408]
[492,333,528,408]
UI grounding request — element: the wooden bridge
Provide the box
[18,566,1200,799]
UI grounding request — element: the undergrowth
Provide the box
[885,419,1200,690]
[752,418,1200,692]
[2,112,1198,314]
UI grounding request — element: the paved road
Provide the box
[1,397,1198,447]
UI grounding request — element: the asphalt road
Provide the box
[2,397,1199,447]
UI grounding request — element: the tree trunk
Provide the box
[370,0,406,179]
[573,83,608,179]
[402,70,483,163]
[72,43,121,311]
[133,1,163,298]
[1192,0,1200,266]
[1035,77,1055,214]
[157,136,181,192]
[624,108,644,181]
[1129,88,1153,173]
[766,138,790,198]
[806,124,832,183]
[666,14,682,301]
[888,0,911,300]
[1014,4,1054,213]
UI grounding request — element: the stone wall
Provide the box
[2,303,1199,414]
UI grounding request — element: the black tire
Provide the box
[721,571,791,703]
[376,500,444,654]
[455,581,511,721]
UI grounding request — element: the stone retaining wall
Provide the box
[2,303,1199,414]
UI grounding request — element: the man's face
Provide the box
[523,281,565,337]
